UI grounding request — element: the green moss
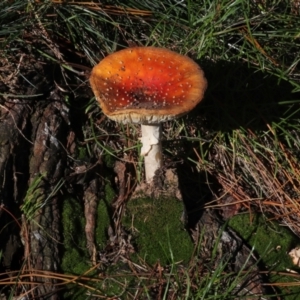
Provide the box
[95,183,116,248]
[61,196,89,275]
[103,147,116,168]
[61,196,94,299]
[96,263,137,297]
[229,213,300,299]
[123,196,193,265]
[77,146,88,160]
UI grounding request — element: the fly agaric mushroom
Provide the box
[90,47,207,183]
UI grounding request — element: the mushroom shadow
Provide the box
[167,59,300,227]
[192,59,300,133]
[175,160,220,229]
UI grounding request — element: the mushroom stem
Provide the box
[140,124,162,183]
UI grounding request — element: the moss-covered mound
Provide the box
[229,213,300,299]
[123,196,193,265]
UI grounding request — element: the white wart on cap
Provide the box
[90,47,207,124]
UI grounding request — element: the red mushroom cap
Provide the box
[90,47,207,124]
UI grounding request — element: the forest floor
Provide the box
[1,1,300,299]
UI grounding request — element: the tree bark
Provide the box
[0,99,31,274]
[0,50,105,298]
[25,99,69,299]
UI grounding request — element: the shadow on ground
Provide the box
[170,59,300,228]
[192,59,300,133]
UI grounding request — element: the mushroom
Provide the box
[90,47,207,183]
